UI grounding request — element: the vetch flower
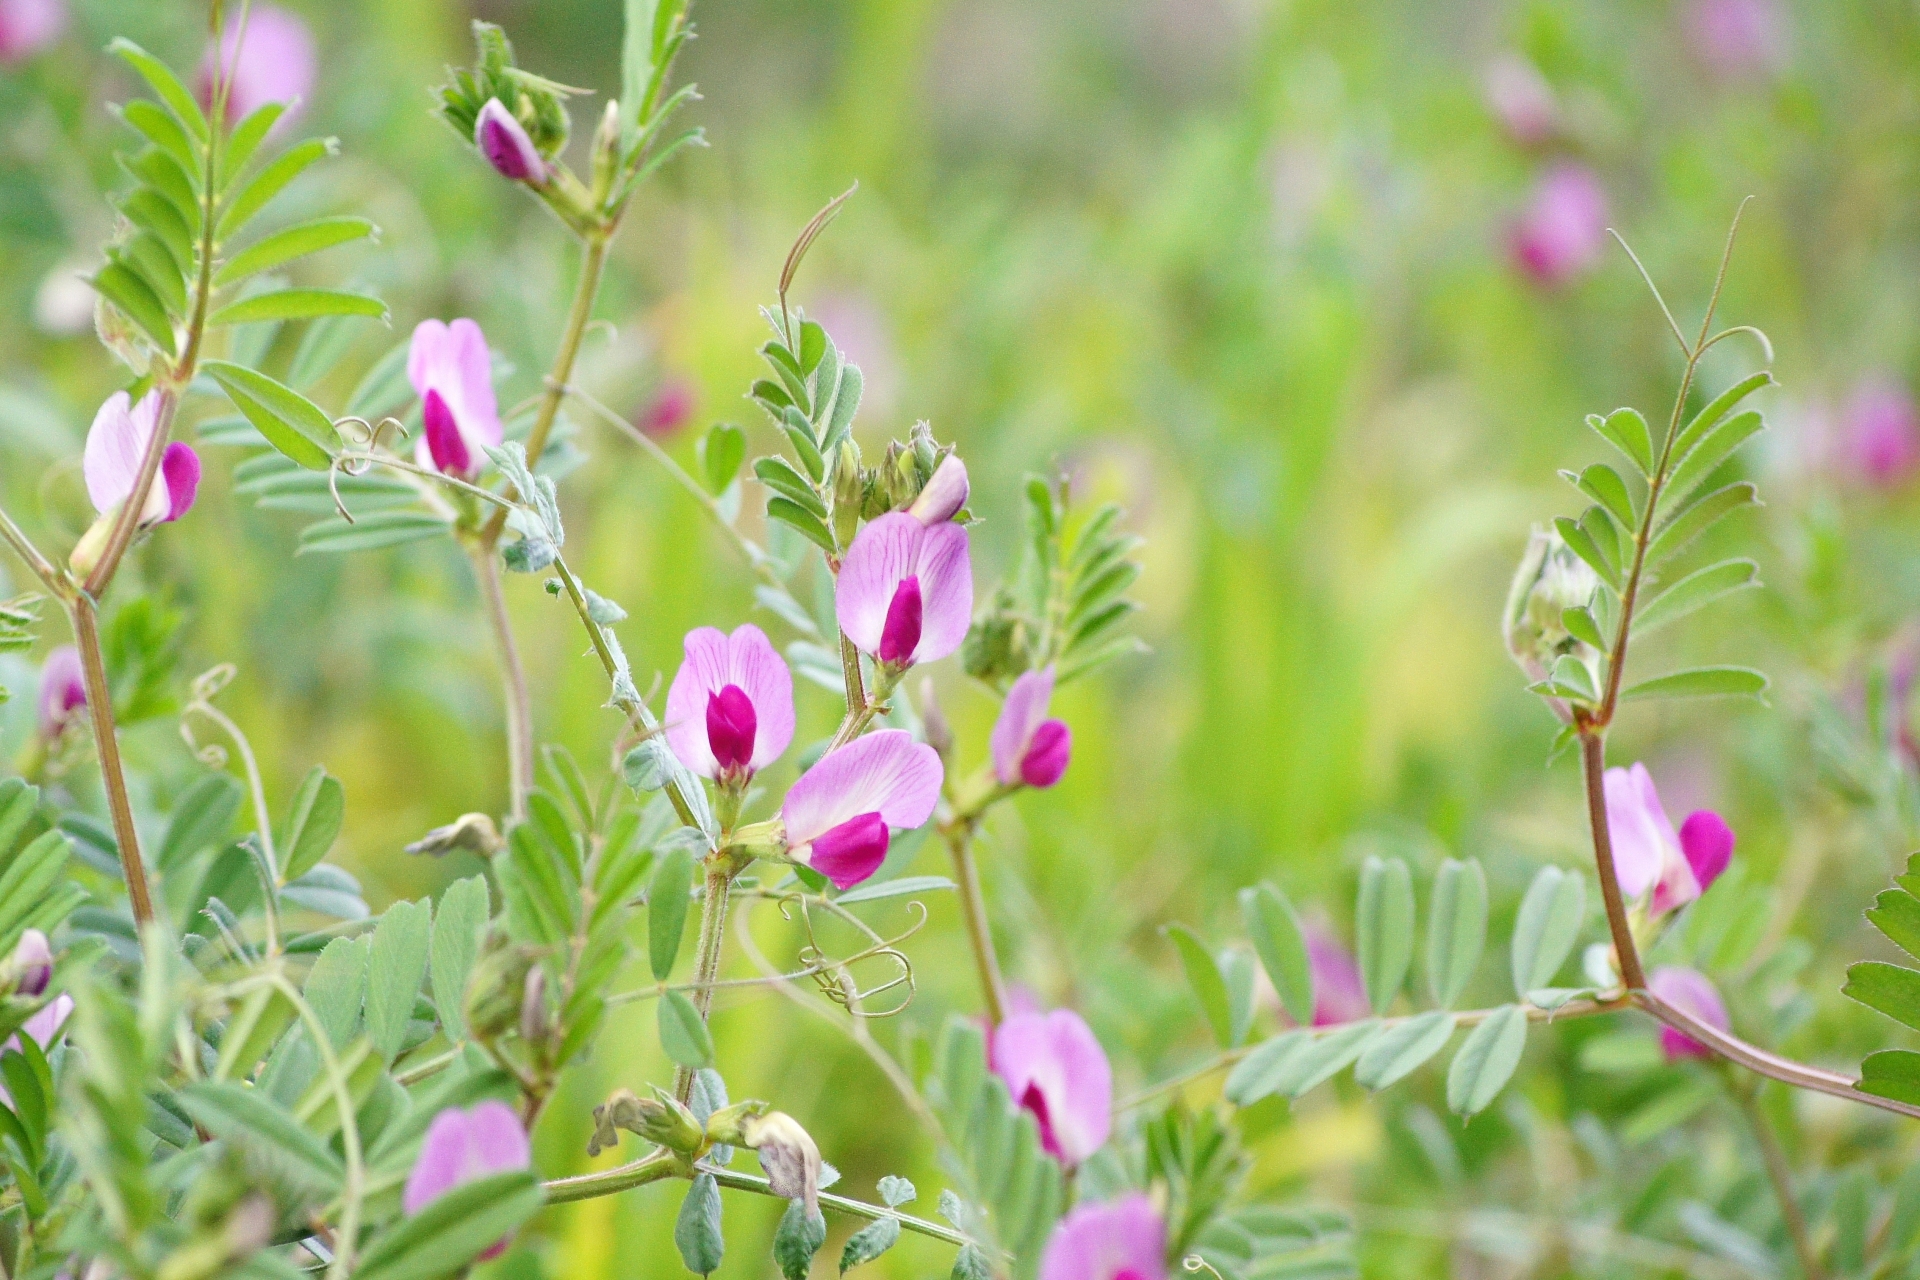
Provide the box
[1306,926,1370,1027]
[82,391,200,526]
[36,646,85,741]
[638,379,695,439]
[8,930,51,998]
[407,319,502,479]
[1604,763,1734,915]
[664,624,794,781]
[197,4,316,126]
[740,1110,822,1215]
[403,1101,532,1258]
[474,98,546,185]
[1484,54,1558,146]
[1684,0,1785,79]
[1840,374,1920,488]
[991,665,1072,789]
[0,0,63,63]
[1648,966,1730,1061]
[1038,1193,1166,1280]
[909,455,969,525]
[990,1008,1111,1166]
[1509,164,1609,287]
[836,511,973,669]
[779,729,941,889]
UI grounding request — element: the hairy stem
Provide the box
[543,1147,681,1203]
[707,1166,977,1250]
[1579,730,1645,989]
[1734,1085,1827,1280]
[470,543,534,822]
[0,504,63,595]
[673,864,733,1104]
[943,823,1007,1025]
[70,596,155,927]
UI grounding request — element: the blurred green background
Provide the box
[4,0,1920,1274]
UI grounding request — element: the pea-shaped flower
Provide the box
[990,1008,1111,1166]
[779,729,941,889]
[991,665,1071,789]
[403,1102,532,1258]
[835,512,973,671]
[36,646,85,742]
[408,319,502,479]
[1648,966,1730,1062]
[664,624,795,782]
[908,455,969,525]
[474,99,546,185]
[1604,763,1734,917]
[1037,1193,1165,1280]
[84,391,200,528]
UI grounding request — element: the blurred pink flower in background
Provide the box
[408,319,501,479]
[991,1007,1112,1166]
[1484,53,1558,146]
[198,4,316,126]
[1648,966,1730,1061]
[1684,0,1786,80]
[1038,1194,1165,1280]
[36,646,85,741]
[1305,924,1370,1026]
[403,1102,530,1257]
[1838,374,1920,488]
[1510,164,1609,287]
[809,291,898,416]
[0,0,63,63]
[638,379,695,439]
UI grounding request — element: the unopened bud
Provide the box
[9,929,51,998]
[475,98,547,185]
[68,510,116,579]
[404,812,503,857]
[589,1086,706,1157]
[832,441,863,547]
[1502,525,1600,685]
[464,935,534,1042]
[908,455,969,525]
[591,99,622,203]
[909,420,939,480]
[519,966,549,1044]
[739,1110,821,1214]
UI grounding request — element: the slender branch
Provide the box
[1732,1084,1827,1280]
[838,632,866,723]
[943,823,1007,1025]
[1580,731,1645,989]
[543,1147,680,1204]
[470,543,534,822]
[705,1166,974,1250]
[69,596,155,927]
[0,504,63,596]
[266,972,366,1280]
[179,678,281,954]
[672,864,734,1104]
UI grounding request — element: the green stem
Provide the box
[673,864,733,1104]
[943,822,1006,1025]
[542,1148,681,1204]
[706,1167,977,1250]
[470,542,534,823]
[0,504,63,596]
[70,596,155,928]
[1733,1084,1827,1280]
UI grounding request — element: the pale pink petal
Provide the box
[1649,966,1729,1061]
[911,520,974,663]
[992,666,1056,786]
[464,1099,532,1176]
[836,514,923,655]
[83,391,145,514]
[781,729,942,847]
[991,1009,1112,1165]
[0,0,64,62]
[1306,926,1369,1026]
[20,993,71,1049]
[403,1101,530,1216]
[665,627,733,778]
[1038,1194,1165,1280]
[728,624,794,771]
[1510,164,1608,287]
[407,320,453,399]
[909,455,969,525]
[447,318,502,450]
[1605,763,1673,899]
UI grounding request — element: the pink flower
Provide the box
[0,0,63,63]
[1684,0,1785,79]
[835,512,973,669]
[197,4,316,126]
[474,99,545,184]
[1509,164,1609,287]
[1604,763,1734,915]
[779,729,942,889]
[407,319,501,479]
[403,1102,532,1257]
[991,1008,1112,1166]
[664,624,794,781]
[36,646,85,742]
[83,391,200,526]
[909,455,969,525]
[8,930,50,998]
[1484,54,1558,146]
[1648,966,1730,1061]
[1839,375,1920,488]
[1038,1194,1166,1280]
[990,666,1071,789]
[1305,926,1370,1027]
[638,380,695,439]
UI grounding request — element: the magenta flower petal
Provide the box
[1038,1194,1165,1280]
[408,319,501,476]
[198,4,316,126]
[10,930,51,998]
[991,666,1056,787]
[835,513,973,666]
[1306,926,1370,1026]
[909,455,969,525]
[403,1101,532,1217]
[1509,164,1608,287]
[0,0,64,63]
[475,99,546,184]
[422,390,473,478]
[1678,810,1735,895]
[991,1009,1112,1166]
[1841,374,1920,488]
[665,624,795,779]
[1649,966,1729,1062]
[807,812,890,889]
[781,730,942,887]
[1603,763,1677,900]
[159,442,200,523]
[1684,0,1786,79]
[36,645,85,741]
[638,380,695,439]
[1021,721,1071,789]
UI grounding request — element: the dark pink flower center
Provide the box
[1019,1081,1062,1159]
[706,683,757,774]
[878,575,923,665]
[1020,719,1072,789]
[159,442,201,523]
[423,389,472,476]
[808,811,890,889]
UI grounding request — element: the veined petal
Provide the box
[728,624,794,770]
[836,512,924,655]
[665,627,733,778]
[1604,763,1673,899]
[447,317,502,449]
[991,1009,1112,1165]
[83,390,161,514]
[406,319,452,400]
[992,666,1056,786]
[780,729,941,847]
[910,520,973,663]
[1037,1194,1165,1280]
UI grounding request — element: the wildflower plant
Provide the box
[0,6,1915,1280]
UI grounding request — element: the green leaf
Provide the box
[659,988,715,1067]
[1510,866,1585,997]
[1354,1010,1456,1091]
[209,287,387,327]
[951,1244,994,1280]
[109,38,209,144]
[840,1216,901,1272]
[754,456,826,515]
[298,511,451,554]
[218,136,337,239]
[1662,409,1764,513]
[219,101,288,190]
[1589,407,1654,477]
[1645,481,1757,568]
[1855,1050,1920,1108]
[1552,515,1621,592]
[767,496,837,555]
[649,846,695,981]
[1669,370,1773,465]
[674,1171,726,1275]
[1566,463,1636,531]
[774,1200,827,1280]
[1842,961,1920,1033]
[204,360,339,470]
[279,766,344,882]
[700,422,747,494]
[366,898,432,1065]
[1632,559,1760,635]
[124,148,199,227]
[117,187,193,273]
[178,1081,344,1195]
[821,363,863,457]
[89,262,177,356]
[1241,882,1314,1027]
[834,875,954,905]
[354,1171,544,1280]
[1167,923,1235,1048]
[1446,1005,1529,1117]
[156,773,243,871]
[214,217,378,287]
[431,876,489,1042]
[1620,666,1768,702]
[1426,859,1487,1010]
[118,98,201,181]
[1561,605,1607,651]
[1866,888,1920,963]
[1271,1020,1381,1098]
[1356,856,1414,1015]
[213,984,298,1081]
[120,231,187,314]
[1223,1030,1307,1106]
[303,935,367,1049]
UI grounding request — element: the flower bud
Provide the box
[909,454,969,525]
[464,935,534,1042]
[739,1110,821,1214]
[590,1087,707,1157]
[1502,525,1600,686]
[591,98,622,203]
[519,965,550,1045]
[9,929,51,998]
[475,97,546,185]
[832,440,864,548]
[403,811,503,857]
